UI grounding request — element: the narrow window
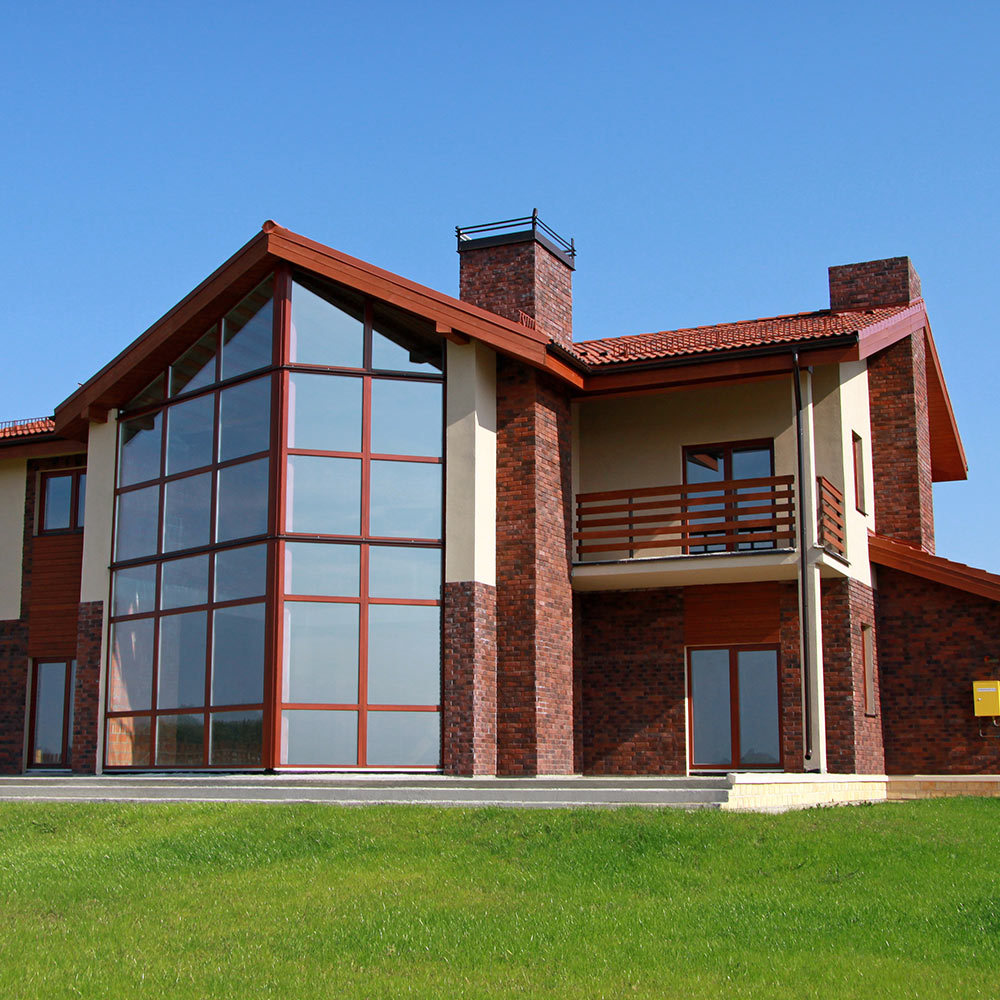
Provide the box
[861,625,876,715]
[852,433,867,514]
[39,469,86,533]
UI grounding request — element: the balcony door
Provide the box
[27,660,74,768]
[683,441,774,553]
[688,646,781,770]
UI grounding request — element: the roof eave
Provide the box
[869,532,1000,602]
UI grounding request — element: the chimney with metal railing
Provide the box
[456,210,575,350]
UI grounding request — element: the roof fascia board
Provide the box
[869,533,1000,602]
[855,301,928,360]
[923,322,967,481]
[0,439,87,459]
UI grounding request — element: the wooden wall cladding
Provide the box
[683,581,781,646]
[27,535,84,657]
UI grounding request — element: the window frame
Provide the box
[852,432,867,515]
[38,468,86,534]
[27,658,75,768]
[861,624,877,716]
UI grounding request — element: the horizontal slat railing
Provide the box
[817,476,846,557]
[575,475,796,560]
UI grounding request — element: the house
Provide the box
[2,214,998,782]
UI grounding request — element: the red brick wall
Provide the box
[577,588,686,775]
[778,583,805,771]
[877,566,1000,774]
[495,358,574,774]
[459,239,573,349]
[71,600,103,773]
[829,257,921,311]
[442,581,497,775]
[821,578,884,774]
[867,333,935,552]
[0,620,28,773]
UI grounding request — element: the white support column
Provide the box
[796,370,828,772]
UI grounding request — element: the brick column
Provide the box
[779,582,805,772]
[867,332,935,552]
[495,358,574,774]
[0,620,28,773]
[71,600,103,773]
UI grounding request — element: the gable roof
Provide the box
[869,532,1000,603]
[573,304,914,365]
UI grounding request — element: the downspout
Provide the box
[792,352,814,766]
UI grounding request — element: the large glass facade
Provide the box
[105,270,443,769]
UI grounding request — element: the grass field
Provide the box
[0,798,996,998]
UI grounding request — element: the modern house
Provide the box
[2,215,999,784]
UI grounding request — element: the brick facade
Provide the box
[867,332,935,552]
[778,583,805,772]
[0,619,28,773]
[71,600,103,773]
[441,581,497,775]
[877,566,1000,774]
[829,256,921,311]
[821,578,884,774]
[458,238,573,349]
[494,358,574,774]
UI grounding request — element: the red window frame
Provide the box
[27,659,74,768]
[861,624,876,716]
[852,433,867,515]
[38,469,86,534]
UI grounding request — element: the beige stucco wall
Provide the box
[0,458,27,619]
[576,378,797,494]
[80,415,117,602]
[444,342,496,586]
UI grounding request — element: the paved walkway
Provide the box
[0,774,730,809]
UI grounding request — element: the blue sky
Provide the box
[2,1,997,567]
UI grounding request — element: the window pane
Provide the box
[367,605,440,705]
[32,661,67,766]
[367,711,439,767]
[162,472,211,552]
[216,458,269,542]
[370,380,442,457]
[170,329,217,396]
[737,650,780,766]
[287,373,362,452]
[115,486,160,561]
[372,302,442,373]
[732,447,772,480]
[119,412,162,487]
[369,461,441,539]
[286,456,360,535]
[124,374,165,412]
[160,554,209,610]
[156,714,204,767]
[157,611,207,710]
[210,710,263,766]
[690,649,732,766]
[42,475,73,530]
[369,546,440,600]
[289,278,363,368]
[212,603,266,707]
[219,375,271,462]
[222,279,273,380]
[281,709,357,766]
[76,473,86,527]
[282,601,358,704]
[284,542,359,596]
[109,619,154,712]
[106,715,151,767]
[113,563,157,617]
[214,544,267,602]
[165,394,215,475]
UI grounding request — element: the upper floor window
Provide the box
[852,432,867,515]
[39,469,86,533]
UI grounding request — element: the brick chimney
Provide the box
[457,212,574,350]
[829,256,922,312]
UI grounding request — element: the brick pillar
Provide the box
[779,583,805,772]
[495,357,574,774]
[442,581,497,775]
[821,579,885,774]
[0,620,28,773]
[71,600,103,773]
[867,332,935,552]
[458,226,574,350]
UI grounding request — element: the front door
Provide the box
[27,660,74,768]
[688,646,780,770]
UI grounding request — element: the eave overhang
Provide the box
[869,532,1000,603]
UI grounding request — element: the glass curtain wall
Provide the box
[105,268,444,769]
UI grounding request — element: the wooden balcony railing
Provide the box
[817,476,846,557]
[574,475,796,561]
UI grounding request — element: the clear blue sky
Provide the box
[2,1,997,568]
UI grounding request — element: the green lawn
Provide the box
[0,799,996,998]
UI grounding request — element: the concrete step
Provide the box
[0,774,730,809]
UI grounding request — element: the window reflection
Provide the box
[222,279,273,380]
[289,277,363,368]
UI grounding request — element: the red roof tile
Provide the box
[572,303,915,366]
[0,416,56,440]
